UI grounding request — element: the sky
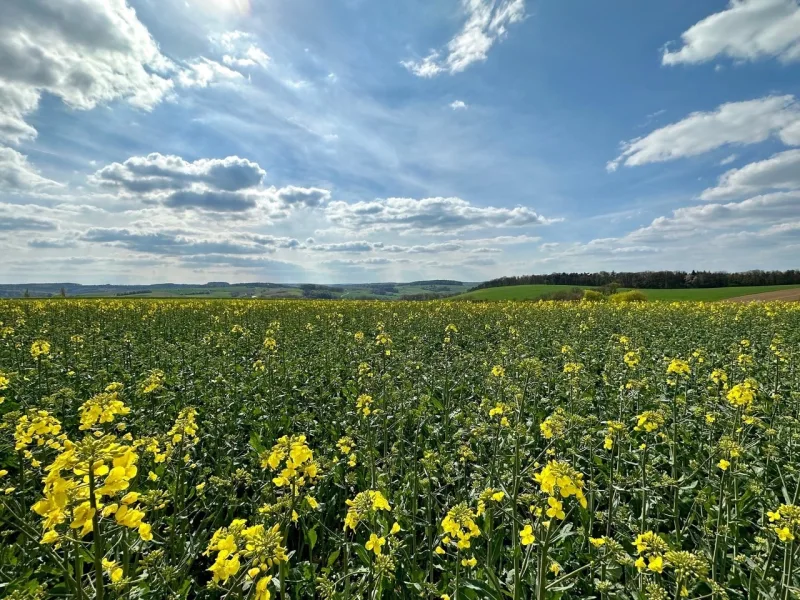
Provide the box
[1,0,800,284]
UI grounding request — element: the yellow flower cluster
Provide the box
[263,435,319,490]
[563,362,583,376]
[533,460,588,509]
[32,434,151,542]
[101,557,124,583]
[666,358,690,377]
[634,410,664,433]
[0,371,9,405]
[709,368,728,386]
[623,351,640,368]
[726,380,756,409]
[78,384,130,430]
[139,369,165,395]
[343,490,391,530]
[206,519,288,599]
[356,394,373,416]
[604,420,625,450]
[263,336,278,353]
[440,503,480,550]
[375,331,392,355]
[767,504,800,543]
[14,409,64,452]
[166,406,199,445]
[476,488,504,516]
[633,531,669,573]
[30,339,51,358]
[540,408,568,439]
[336,436,357,467]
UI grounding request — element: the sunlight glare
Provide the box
[190,0,251,16]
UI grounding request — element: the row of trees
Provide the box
[473,270,800,291]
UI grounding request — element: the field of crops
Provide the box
[454,284,800,302]
[1,299,799,600]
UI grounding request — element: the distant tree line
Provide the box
[473,270,800,291]
[408,280,462,286]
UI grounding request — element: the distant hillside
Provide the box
[0,281,479,300]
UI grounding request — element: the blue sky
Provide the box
[1,0,799,284]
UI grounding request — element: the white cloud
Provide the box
[608,95,800,171]
[719,154,738,165]
[310,241,383,253]
[0,81,40,144]
[211,31,271,69]
[0,1,264,157]
[383,242,463,253]
[700,149,800,199]
[274,186,331,207]
[538,190,800,271]
[450,100,468,110]
[320,257,400,267]
[75,226,300,257]
[89,153,274,214]
[0,147,60,190]
[325,196,556,234]
[662,0,800,66]
[402,0,525,77]
[0,0,175,129]
[177,58,244,88]
[92,153,266,193]
[402,52,445,78]
[625,191,800,244]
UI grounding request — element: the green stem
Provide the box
[88,468,105,600]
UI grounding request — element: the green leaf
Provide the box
[307,526,318,552]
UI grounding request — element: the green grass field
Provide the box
[453,284,588,301]
[454,283,800,302]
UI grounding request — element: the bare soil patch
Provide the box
[726,289,800,302]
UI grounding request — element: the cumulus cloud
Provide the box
[539,190,800,269]
[0,147,60,190]
[310,241,383,252]
[384,242,463,253]
[321,257,398,266]
[80,227,285,256]
[0,81,40,145]
[28,237,78,248]
[0,215,58,232]
[0,0,177,151]
[237,233,302,249]
[624,191,800,245]
[274,186,332,207]
[700,149,800,200]
[450,100,468,110]
[608,95,800,171]
[325,196,554,234]
[93,153,266,192]
[402,0,525,77]
[163,190,258,212]
[89,153,275,213]
[0,0,258,154]
[662,0,800,66]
